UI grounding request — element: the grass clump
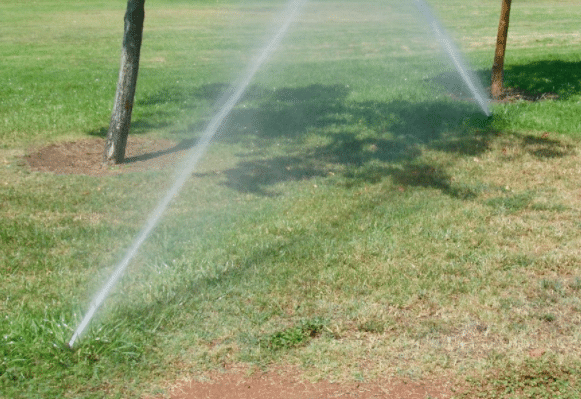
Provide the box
[260,318,327,351]
[1,310,147,398]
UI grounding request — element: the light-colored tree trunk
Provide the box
[491,0,512,100]
[103,0,145,165]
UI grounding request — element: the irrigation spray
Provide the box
[69,0,491,348]
[413,0,491,116]
[68,0,308,348]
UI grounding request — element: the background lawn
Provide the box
[1,0,580,397]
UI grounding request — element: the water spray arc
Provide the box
[69,0,490,348]
[413,0,491,116]
[68,0,308,348]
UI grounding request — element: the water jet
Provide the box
[413,0,491,116]
[68,0,308,348]
[69,0,490,349]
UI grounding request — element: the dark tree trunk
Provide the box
[103,0,146,165]
[491,0,512,100]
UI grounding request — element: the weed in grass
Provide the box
[260,318,327,352]
[538,313,556,323]
[357,319,386,334]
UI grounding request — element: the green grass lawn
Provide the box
[2,0,581,398]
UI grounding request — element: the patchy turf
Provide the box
[2,0,581,398]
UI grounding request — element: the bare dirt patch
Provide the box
[24,137,190,176]
[158,366,455,399]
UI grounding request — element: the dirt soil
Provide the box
[158,366,455,399]
[25,137,189,176]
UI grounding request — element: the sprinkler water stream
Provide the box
[68,0,308,348]
[413,0,491,116]
[69,0,490,348]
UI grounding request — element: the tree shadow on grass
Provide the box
[503,60,581,100]
[427,61,581,102]
[520,134,576,158]
[198,85,495,197]
[103,76,575,196]
[123,138,197,164]
[429,61,581,101]
[389,162,477,199]
[94,76,572,198]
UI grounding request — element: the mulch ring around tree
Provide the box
[24,137,189,177]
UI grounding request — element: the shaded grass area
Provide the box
[2,0,581,398]
[504,60,581,100]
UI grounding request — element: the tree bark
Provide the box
[491,0,512,100]
[103,0,146,165]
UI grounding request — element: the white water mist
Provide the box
[413,0,491,116]
[69,0,308,348]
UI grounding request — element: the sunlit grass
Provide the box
[2,0,581,398]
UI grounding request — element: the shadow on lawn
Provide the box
[109,70,576,196]
[104,76,567,198]
[188,83,495,197]
[427,61,581,101]
[124,82,495,197]
[504,60,581,100]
